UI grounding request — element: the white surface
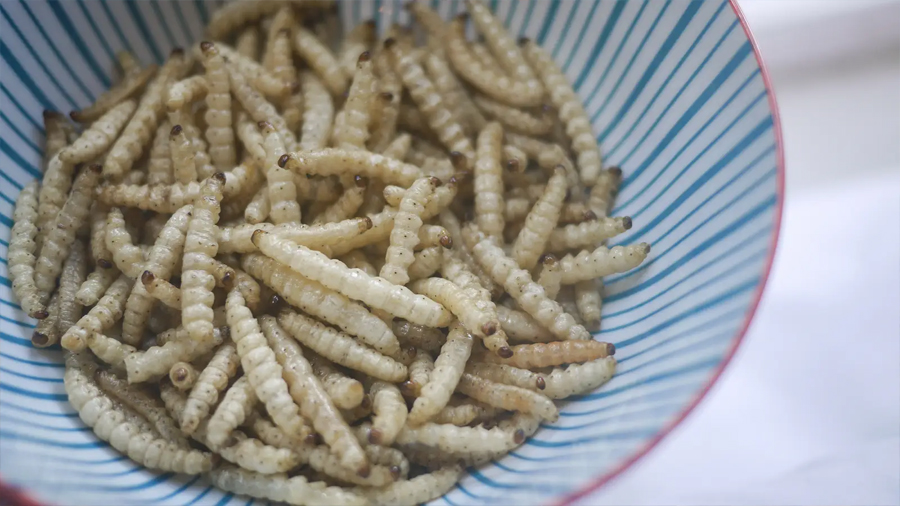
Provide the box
[582,170,900,505]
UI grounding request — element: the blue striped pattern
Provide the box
[0,1,780,505]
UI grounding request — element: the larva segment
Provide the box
[235,24,259,59]
[465,362,546,393]
[380,177,436,285]
[260,316,369,476]
[227,290,308,441]
[457,372,558,421]
[147,120,174,185]
[302,444,398,487]
[384,174,461,217]
[124,326,227,383]
[95,369,189,448]
[440,249,510,354]
[465,0,537,81]
[439,210,499,296]
[408,246,444,281]
[217,254,261,312]
[484,340,615,370]
[424,52,486,136]
[64,354,212,474]
[409,278,498,340]
[445,16,542,107]
[97,180,203,213]
[367,381,408,446]
[546,216,631,253]
[395,420,519,454]
[510,166,568,270]
[536,253,562,299]
[71,64,157,123]
[181,174,225,349]
[210,44,291,98]
[217,217,372,253]
[334,52,376,150]
[338,20,376,79]
[521,40,602,185]
[241,253,397,353]
[208,464,368,506]
[252,230,450,330]
[31,293,60,348]
[58,99,137,165]
[104,50,190,180]
[197,42,235,171]
[169,124,197,184]
[407,322,474,426]
[278,309,407,383]
[403,348,436,398]
[298,71,335,151]
[416,225,452,250]
[140,271,181,309]
[86,332,138,369]
[502,144,530,173]
[432,400,499,426]
[326,207,397,257]
[263,7,296,75]
[180,342,240,435]
[89,203,114,269]
[9,181,45,319]
[58,239,88,334]
[166,76,208,115]
[293,27,348,96]
[205,0,285,40]
[76,267,121,306]
[37,155,76,235]
[34,165,102,298]
[386,39,475,163]
[306,351,365,410]
[169,361,199,391]
[244,186,270,224]
[473,122,506,238]
[258,123,300,224]
[464,224,592,341]
[226,66,297,151]
[104,207,145,278]
[310,176,367,225]
[356,465,462,506]
[380,132,412,162]
[574,279,602,331]
[206,376,258,449]
[236,112,267,170]
[369,52,402,153]
[589,167,624,217]
[541,356,617,399]
[282,149,424,186]
[557,243,651,285]
[472,94,554,136]
[558,285,584,325]
[43,110,74,166]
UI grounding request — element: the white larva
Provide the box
[9,181,45,319]
[180,342,240,435]
[61,273,131,352]
[407,321,474,426]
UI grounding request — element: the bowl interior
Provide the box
[0,1,781,504]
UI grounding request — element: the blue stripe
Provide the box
[0,381,67,401]
[551,1,586,59]
[149,2,179,50]
[124,2,164,63]
[546,396,696,431]
[149,476,203,505]
[1,112,41,154]
[570,1,625,86]
[0,399,77,417]
[527,428,659,448]
[71,0,117,64]
[0,314,36,328]
[1,83,43,132]
[1,329,39,349]
[0,40,68,110]
[0,429,104,448]
[172,2,196,47]
[579,1,652,102]
[97,1,136,54]
[0,138,38,180]
[185,486,214,506]
[575,356,723,402]
[535,1,559,44]
[560,382,701,418]
[40,0,112,90]
[0,365,64,383]
[1,413,88,432]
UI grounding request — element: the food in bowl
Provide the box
[10,0,658,504]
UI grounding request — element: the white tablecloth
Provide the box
[580,170,900,505]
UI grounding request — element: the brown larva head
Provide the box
[170,124,183,136]
[354,175,368,188]
[360,395,373,409]
[389,465,402,481]
[221,269,235,290]
[383,37,397,49]
[497,346,514,359]
[31,332,49,347]
[449,151,468,170]
[429,176,443,187]
[362,216,373,230]
[171,366,189,383]
[68,110,83,122]
[140,270,155,286]
[43,109,61,121]
[277,153,291,168]
[535,376,546,390]
[364,18,377,28]
[439,235,453,249]
[199,41,214,52]
[622,216,633,230]
[211,172,226,185]
[583,210,598,222]
[642,243,651,254]
[399,380,418,397]
[608,166,623,178]
[30,308,49,320]
[170,47,184,57]
[540,253,557,266]
[290,80,301,94]
[304,432,321,446]
[517,37,531,46]
[97,259,113,269]
[367,427,383,445]
[250,229,267,246]
[553,164,567,177]
[87,164,102,174]
[357,463,371,478]
[357,51,371,64]
[606,342,616,356]
[506,158,521,173]
[379,91,394,103]
[481,321,497,336]
[513,429,526,444]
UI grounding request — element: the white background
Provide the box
[583,1,900,504]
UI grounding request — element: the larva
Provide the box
[57,239,88,334]
[545,217,632,253]
[281,149,424,187]
[408,278,498,340]
[298,71,335,151]
[58,99,136,165]
[206,0,285,41]
[510,166,568,270]
[226,65,297,151]
[31,293,60,348]
[368,381,408,446]
[381,177,438,285]
[536,253,562,299]
[557,243,651,285]
[169,361,199,391]
[260,123,301,224]
[180,342,240,435]
[9,181,45,319]
[338,20,376,79]
[541,357,617,399]
[104,207,145,278]
[76,266,122,306]
[355,465,462,506]
[198,42,236,170]
[402,349,435,398]
[407,322,474,426]
[86,332,138,369]
[574,279,602,331]
[293,26,348,96]
[170,124,197,184]
[123,326,227,383]
[306,351,366,410]
[70,63,157,123]
[472,95,554,136]
[333,52,375,151]
[217,217,372,253]
[208,464,367,506]
[206,376,258,449]
[456,372,558,422]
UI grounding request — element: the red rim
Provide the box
[0,2,784,505]
[556,1,786,504]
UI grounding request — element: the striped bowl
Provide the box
[0,1,783,505]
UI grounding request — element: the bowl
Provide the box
[0,0,784,504]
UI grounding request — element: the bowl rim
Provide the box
[0,0,785,504]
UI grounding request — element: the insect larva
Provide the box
[212,43,292,99]
[481,340,615,370]
[574,279,602,331]
[236,23,260,59]
[9,181,45,319]
[369,55,402,153]
[386,39,475,163]
[541,357,617,399]
[43,110,73,167]
[302,443,399,487]
[65,354,212,474]
[408,278,498,340]
[205,376,258,449]
[432,399,499,426]
[218,217,372,254]
[260,316,369,475]
[146,120,174,185]
[464,224,592,341]
[76,266,121,307]
[402,348,435,397]
[139,271,180,309]
[104,207,145,279]
[334,52,376,150]
[169,361,199,391]
[456,372,558,421]
[70,64,157,123]
[472,94,554,136]
[205,0,285,41]
[208,464,368,506]
[58,240,88,334]
[380,177,436,285]
[558,243,651,285]
[182,174,225,349]
[263,7,295,77]
[85,332,137,370]
[259,124,300,224]
[439,210,499,296]
[298,71,335,151]
[236,112,268,170]
[495,305,554,344]
[227,66,297,151]
[395,420,518,454]
[338,20,376,79]
[281,148,424,186]
[424,53,486,136]
[95,369,189,448]
[180,343,240,435]
[536,254,562,299]
[326,207,397,257]
[502,144,530,175]
[244,186,270,224]
[278,309,407,383]
[166,76,208,115]
[510,166,568,270]
[34,165,103,298]
[407,322,474,426]
[445,15,543,107]
[465,0,537,81]
[88,203,114,269]
[169,124,197,184]
[368,381,408,446]
[589,167,623,217]
[416,225,452,250]
[306,351,365,410]
[194,43,235,172]
[546,216,632,253]
[311,176,367,225]
[356,465,462,506]
[383,173,462,217]
[227,291,308,442]
[473,122,506,239]
[124,326,227,384]
[31,293,60,348]
[58,99,137,165]
[408,246,444,282]
[520,39,602,184]
[465,362,546,392]
[293,26,348,96]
